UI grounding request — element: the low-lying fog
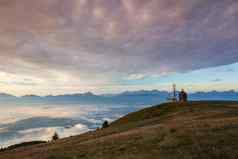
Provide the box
[0,103,146,147]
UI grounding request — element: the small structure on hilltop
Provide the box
[167,84,178,102]
[179,89,188,102]
[167,84,188,103]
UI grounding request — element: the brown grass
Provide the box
[0,101,238,159]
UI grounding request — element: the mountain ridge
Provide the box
[0,90,237,105]
[0,90,237,99]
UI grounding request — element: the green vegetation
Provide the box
[0,101,238,159]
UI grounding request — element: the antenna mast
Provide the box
[167,84,177,102]
[172,84,177,102]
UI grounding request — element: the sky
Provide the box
[0,0,238,96]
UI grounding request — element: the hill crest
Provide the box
[0,101,238,159]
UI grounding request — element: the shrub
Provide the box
[52,132,59,141]
[102,120,109,129]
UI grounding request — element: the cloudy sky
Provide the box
[0,0,238,95]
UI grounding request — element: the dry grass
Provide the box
[0,101,238,159]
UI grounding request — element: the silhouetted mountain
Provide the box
[190,90,238,101]
[0,93,17,98]
[0,90,237,105]
[117,90,169,96]
[21,95,42,100]
[0,93,18,102]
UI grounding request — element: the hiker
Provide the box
[179,89,188,102]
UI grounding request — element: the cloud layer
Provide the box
[0,0,238,94]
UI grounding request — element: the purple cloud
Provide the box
[0,0,237,94]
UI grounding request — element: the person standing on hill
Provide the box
[179,89,188,102]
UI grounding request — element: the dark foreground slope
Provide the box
[1,101,238,159]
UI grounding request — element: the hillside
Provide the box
[0,101,238,159]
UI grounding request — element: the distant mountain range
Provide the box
[0,90,237,106]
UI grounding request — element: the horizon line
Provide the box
[0,89,237,98]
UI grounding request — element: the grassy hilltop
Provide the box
[0,101,238,159]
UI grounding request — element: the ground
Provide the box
[0,101,238,159]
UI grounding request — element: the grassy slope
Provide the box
[0,101,238,159]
